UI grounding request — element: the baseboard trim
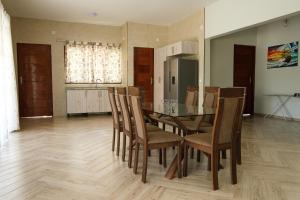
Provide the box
[254,113,300,121]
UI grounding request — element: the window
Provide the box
[65,42,122,84]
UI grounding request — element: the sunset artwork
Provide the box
[267,41,298,69]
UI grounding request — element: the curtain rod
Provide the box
[56,39,121,47]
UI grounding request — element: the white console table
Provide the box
[264,94,298,120]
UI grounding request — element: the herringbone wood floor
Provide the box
[1,116,300,200]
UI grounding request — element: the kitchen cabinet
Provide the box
[154,47,167,111]
[66,89,111,115]
[66,90,87,114]
[166,41,198,57]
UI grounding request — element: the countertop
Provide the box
[65,87,108,90]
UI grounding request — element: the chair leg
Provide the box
[237,134,242,165]
[212,151,219,190]
[190,148,194,159]
[163,123,166,130]
[122,133,126,161]
[133,143,140,174]
[221,150,227,159]
[207,155,211,171]
[172,127,176,149]
[116,129,121,156]
[197,150,201,162]
[231,146,238,185]
[183,143,188,177]
[112,128,115,151]
[148,150,151,157]
[142,147,148,183]
[163,148,167,168]
[177,143,182,178]
[128,136,133,168]
[159,149,162,164]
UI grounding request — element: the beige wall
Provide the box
[127,22,169,85]
[168,10,205,104]
[11,9,205,116]
[11,18,123,116]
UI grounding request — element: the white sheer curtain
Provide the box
[65,42,122,84]
[0,1,20,147]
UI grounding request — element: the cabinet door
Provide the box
[182,41,198,54]
[99,90,111,112]
[86,90,101,113]
[154,47,166,111]
[166,45,173,57]
[173,42,182,55]
[67,90,87,114]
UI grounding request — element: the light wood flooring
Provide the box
[0,116,300,200]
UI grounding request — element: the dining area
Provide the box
[108,86,245,190]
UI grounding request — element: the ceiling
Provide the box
[2,0,217,26]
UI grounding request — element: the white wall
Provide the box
[210,28,257,87]
[205,0,300,39]
[255,15,300,118]
[210,14,300,119]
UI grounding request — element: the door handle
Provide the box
[19,76,23,85]
[249,77,252,85]
[150,77,153,85]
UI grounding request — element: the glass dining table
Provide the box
[142,100,216,179]
[143,100,215,117]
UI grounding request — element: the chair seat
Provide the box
[184,133,212,147]
[146,124,161,132]
[148,131,182,145]
[181,120,213,131]
[197,126,212,133]
[177,116,194,121]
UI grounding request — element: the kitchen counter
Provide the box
[65,87,108,90]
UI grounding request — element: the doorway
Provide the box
[134,47,154,105]
[234,44,256,115]
[17,43,53,117]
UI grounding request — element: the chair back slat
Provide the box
[203,86,219,108]
[128,87,147,142]
[212,88,245,146]
[108,87,120,127]
[117,87,132,133]
[185,86,198,106]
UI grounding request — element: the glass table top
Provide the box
[143,100,215,117]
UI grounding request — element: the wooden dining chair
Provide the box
[180,86,219,160]
[151,86,199,134]
[183,87,245,190]
[108,87,123,156]
[116,87,161,168]
[129,87,183,183]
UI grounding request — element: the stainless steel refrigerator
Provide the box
[164,58,198,103]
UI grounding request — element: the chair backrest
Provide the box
[211,88,246,147]
[117,87,132,134]
[127,86,140,111]
[234,87,246,135]
[108,87,120,127]
[128,87,147,142]
[185,86,198,106]
[203,86,219,108]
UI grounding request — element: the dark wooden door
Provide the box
[134,47,154,104]
[234,45,255,115]
[17,43,53,117]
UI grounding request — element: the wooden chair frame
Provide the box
[183,87,246,190]
[108,87,123,156]
[129,87,182,183]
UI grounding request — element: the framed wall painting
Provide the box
[267,41,298,69]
